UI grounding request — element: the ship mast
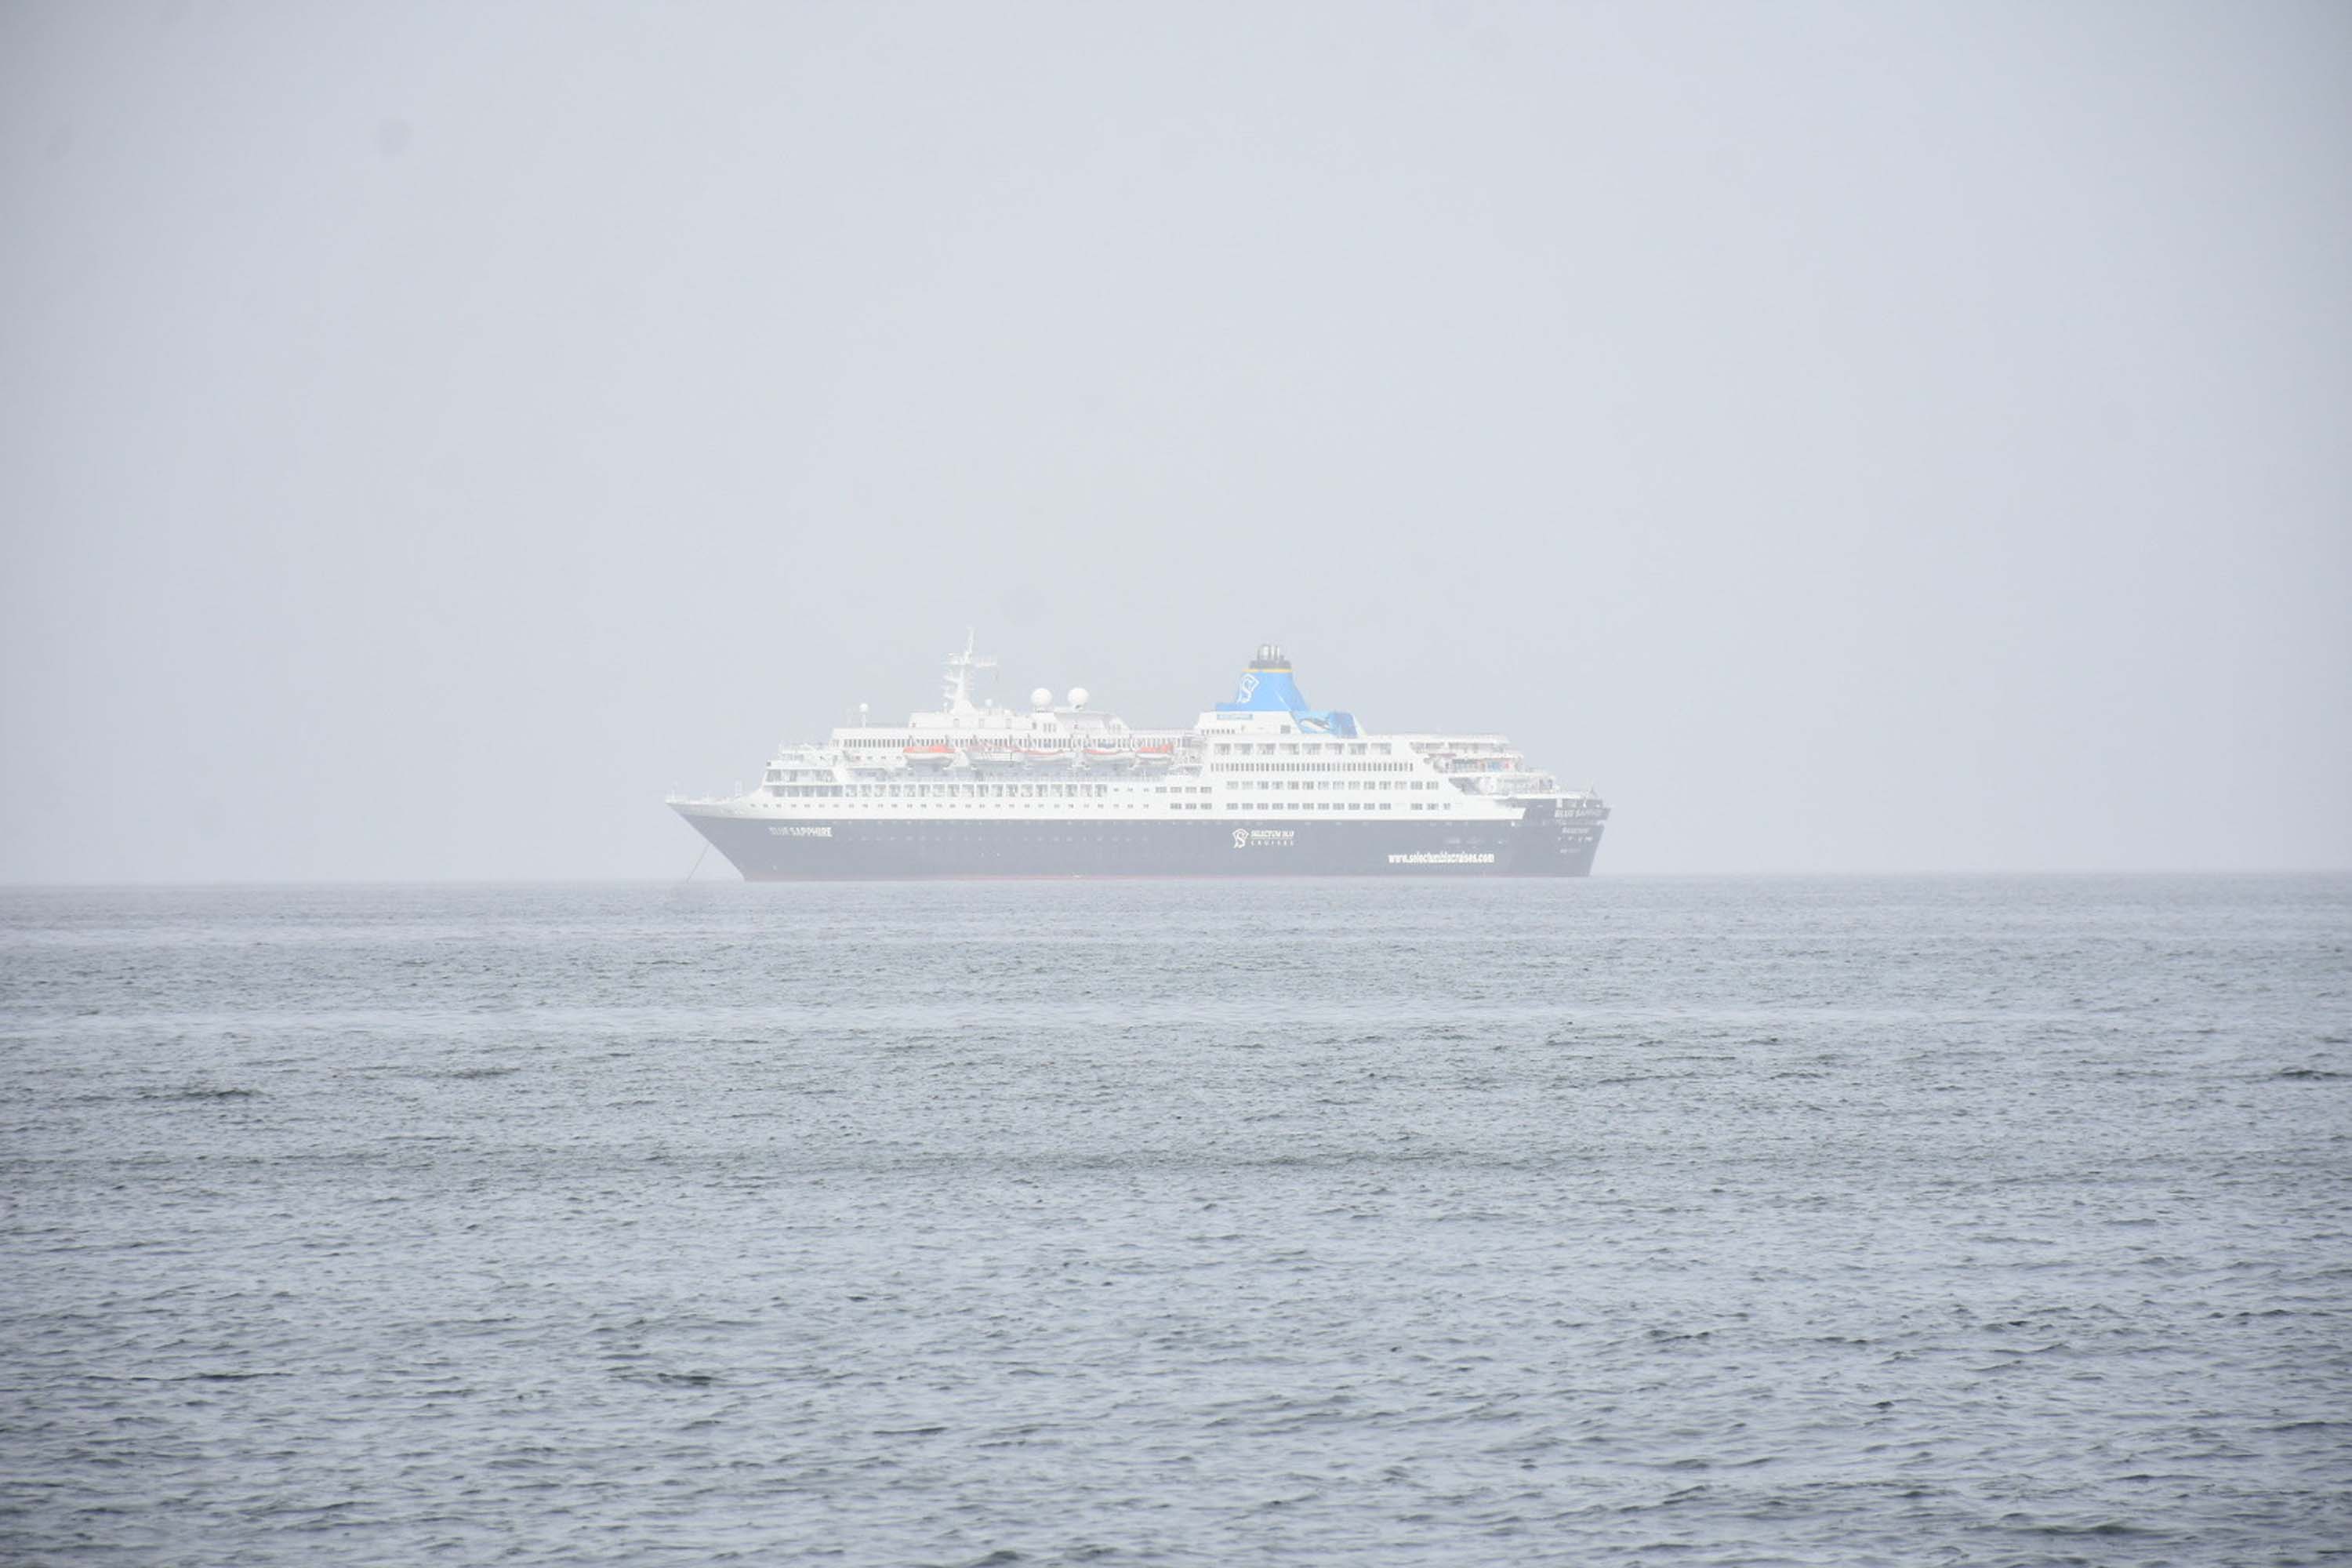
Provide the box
[941,630,996,718]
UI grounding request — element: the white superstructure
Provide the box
[667,635,1605,830]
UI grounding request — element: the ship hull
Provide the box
[675,809,1602,880]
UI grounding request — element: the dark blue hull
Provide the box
[677,809,1603,880]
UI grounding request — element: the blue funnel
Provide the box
[1215,644,1359,736]
[1218,644,1308,712]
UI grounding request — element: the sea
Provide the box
[2,876,2347,1566]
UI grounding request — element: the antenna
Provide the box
[941,630,997,717]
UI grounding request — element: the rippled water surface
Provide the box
[3,877,2349,1565]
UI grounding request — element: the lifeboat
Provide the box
[1083,746,1127,763]
[1133,745,1176,770]
[904,744,956,769]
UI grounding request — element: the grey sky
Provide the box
[3,1,2347,880]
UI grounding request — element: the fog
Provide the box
[2,2,2345,880]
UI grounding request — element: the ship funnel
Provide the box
[1214,643,1359,736]
[1219,644,1308,713]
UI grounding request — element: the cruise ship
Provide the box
[668,640,1610,878]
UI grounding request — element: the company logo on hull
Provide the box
[1232,828,1295,848]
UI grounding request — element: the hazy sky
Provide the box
[3,1,2347,880]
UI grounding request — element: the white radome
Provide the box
[1029,686,1054,708]
[1067,687,1089,710]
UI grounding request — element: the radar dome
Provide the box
[1029,686,1054,708]
[1067,687,1089,710]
